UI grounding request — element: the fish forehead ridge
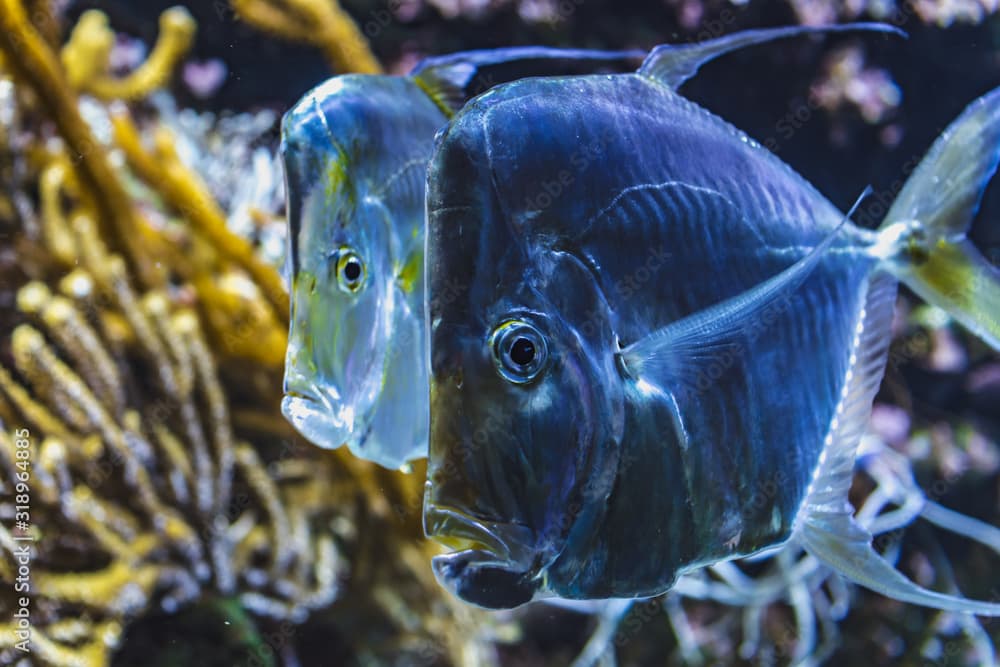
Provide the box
[284,75,443,165]
[286,74,442,271]
[431,72,869,332]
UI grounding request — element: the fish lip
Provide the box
[424,505,536,571]
[431,549,538,609]
[426,507,541,609]
[280,389,353,449]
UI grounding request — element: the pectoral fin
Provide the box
[620,190,866,386]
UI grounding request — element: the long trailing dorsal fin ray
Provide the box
[620,187,871,385]
[411,47,646,116]
[796,273,1000,615]
[638,23,905,89]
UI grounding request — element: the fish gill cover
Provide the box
[0,1,998,666]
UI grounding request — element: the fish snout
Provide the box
[431,550,537,609]
[280,383,354,450]
[424,505,540,608]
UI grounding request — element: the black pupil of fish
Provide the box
[509,337,535,366]
[343,259,361,282]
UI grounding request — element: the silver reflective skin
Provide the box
[281,75,438,470]
[280,49,649,469]
[424,30,1000,614]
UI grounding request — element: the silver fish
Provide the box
[280,48,644,469]
[423,25,1000,613]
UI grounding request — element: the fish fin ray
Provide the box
[797,272,896,515]
[412,47,646,115]
[883,86,1000,238]
[799,509,1000,615]
[794,272,1000,615]
[621,190,868,386]
[638,23,905,89]
[876,87,1000,351]
[797,271,1000,616]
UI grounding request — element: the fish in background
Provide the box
[423,24,1000,614]
[280,47,647,470]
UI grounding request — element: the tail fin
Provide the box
[798,88,1000,615]
[877,86,1000,350]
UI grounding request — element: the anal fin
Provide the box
[800,508,1000,615]
[797,272,1000,615]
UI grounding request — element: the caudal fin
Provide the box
[877,86,1000,350]
[793,87,1000,616]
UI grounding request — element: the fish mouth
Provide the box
[280,387,355,450]
[424,506,532,562]
[425,506,541,609]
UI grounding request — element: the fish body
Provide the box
[424,30,1000,611]
[282,74,439,470]
[281,49,645,469]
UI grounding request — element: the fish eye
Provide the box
[490,320,548,384]
[334,247,366,293]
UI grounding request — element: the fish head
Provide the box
[423,88,625,608]
[280,75,441,468]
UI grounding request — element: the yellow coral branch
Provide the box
[231,0,311,41]
[110,109,290,329]
[41,293,126,417]
[36,438,70,504]
[0,364,85,445]
[62,7,195,100]
[173,311,236,514]
[60,10,113,91]
[143,293,195,396]
[39,162,79,265]
[35,560,162,615]
[0,620,121,667]
[0,0,162,288]
[231,0,383,74]
[10,325,201,557]
[193,273,288,366]
[288,0,383,75]
[151,422,195,502]
[234,441,291,572]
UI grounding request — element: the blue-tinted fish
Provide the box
[280,47,646,469]
[423,25,1000,612]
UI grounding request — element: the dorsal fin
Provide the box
[638,23,905,89]
[411,46,646,116]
